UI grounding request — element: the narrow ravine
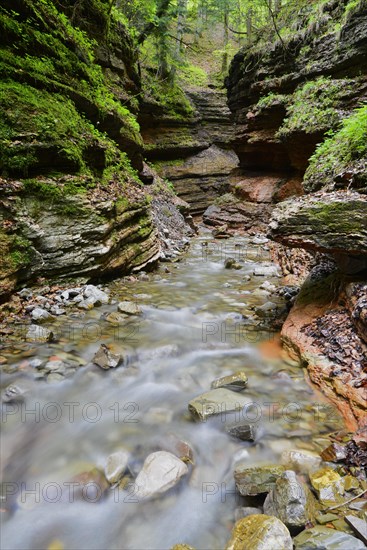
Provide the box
[0,230,342,550]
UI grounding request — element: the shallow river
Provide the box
[0,231,341,550]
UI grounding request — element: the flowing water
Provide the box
[0,230,341,550]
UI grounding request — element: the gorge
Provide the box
[0,1,366,549]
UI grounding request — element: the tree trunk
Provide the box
[221,0,229,74]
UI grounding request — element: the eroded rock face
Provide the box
[141,90,240,214]
[269,191,367,265]
[225,514,292,550]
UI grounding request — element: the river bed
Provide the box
[0,230,341,550]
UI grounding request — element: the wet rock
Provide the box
[70,468,109,502]
[235,507,263,521]
[77,298,95,310]
[225,514,292,550]
[134,451,188,500]
[293,526,366,549]
[188,388,252,422]
[345,515,367,546]
[281,449,322,473]
[0,355,8,365]
[104,450,129,484]
[213,224,230,238]
[93,344,122,369]
[234,465,285,496]
[31,307,54,323]
[2,384,28,403]
[255,301,278,319]
[226,424,257,442]
[26,325,54,343]
[225,257,242,269]
[44,360,67,374]
[83,285,109,305]
[263,470,315,529]
[117,301,142,315]
[211,371,248,392]
[171,545,195,550]
[310,467,344,505]
[253,265,280,277]
[105,312,126,325]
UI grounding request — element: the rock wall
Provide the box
[226,0,367,427]
[0,0,191,301]
[140,89,241,215]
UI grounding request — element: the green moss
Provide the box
[277,77,354,138]
[0,230,32,272]
[255,93,289,112]
[304,105,367,191]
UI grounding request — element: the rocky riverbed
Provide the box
[1,230,366,550]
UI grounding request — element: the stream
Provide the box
[0,229,341,550]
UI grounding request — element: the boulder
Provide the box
[293,526,366,549]
[234,465,285,496]
[225,514,292,550]
[134,451,188,500]
[263,470,316,529]
[269,192,367,270]
[83,285,109,305]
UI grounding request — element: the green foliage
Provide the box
[255,93,288,111]
[304,105,367,190]
[277,77,353,137]
[142,67,194,119]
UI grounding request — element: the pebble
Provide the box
[104,450,129,484]
[26,325,53,343]
[31,307,54,323]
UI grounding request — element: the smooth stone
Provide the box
[211,371,248,392]
[234,465,285,496]
[235,507,263,521]
[31,307,54,323]
[50,306,66,316]
[134,451,188,500]
[104,450,129,484]
[93,344,122,369]
[70,468,109,501]
[171,545,195,550]
[226,424,257,442]
[26,325,53,343]
[188,388,253,422]
[83,285,109,305]
[293,526,366,549]
[253,266,280,277]
[117,301,142,315]
[263,470,315,528]
[225,514,292,550]
[281,449,322,473]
